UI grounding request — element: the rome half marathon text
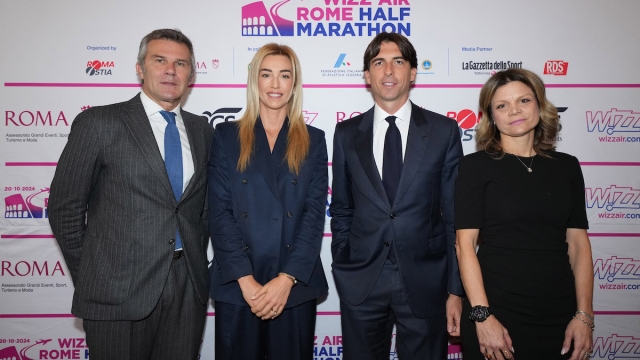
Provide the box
[296,0,411,36]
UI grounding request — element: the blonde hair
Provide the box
[476,68,560,158]
[237,43,309,174]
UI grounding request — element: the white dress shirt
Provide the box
[372,99,412,178]
[140,91,194,193]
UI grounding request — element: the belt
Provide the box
[173,250,183,259]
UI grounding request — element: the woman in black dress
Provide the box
[455,69,594,360]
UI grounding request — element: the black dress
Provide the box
[455,150,589,360]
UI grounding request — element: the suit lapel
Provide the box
[355,108,389,207]
[394,102,432,206]
[254,118,282,203]
[121,94,175,200]
[180,111,205,202]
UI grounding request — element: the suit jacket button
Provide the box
[244,245,249,251]
[169,239,175,245]
[242,178,248,184]
[242,212,248,218]
[175,207,179,213]
[384,241,390,247]
[286,244,291,250]
[292,179,298,185]
[287,211,293,218]
[390,213,396,219]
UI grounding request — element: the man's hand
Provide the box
[446,294,463,336]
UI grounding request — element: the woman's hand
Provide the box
[475,316,514,360]
[562,317,593,360]
[250,274,294,320]
[237,275,264,308]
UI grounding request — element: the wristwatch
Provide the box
[469,305,492,322]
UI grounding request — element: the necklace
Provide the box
[264,130,278,141]
[513,154,535,173]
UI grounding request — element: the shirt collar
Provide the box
[373,99,412,127]
[139,91,181,117]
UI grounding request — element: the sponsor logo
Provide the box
[5,111,69,127]
[322,53,362,77]
[241,0,412,37]
[0,338,91,360]
[447,109,481,142]
[586,108,640,143]
[212,59,220,69]
[196,61,209,74]
[85,60,114,76]
[585,185,640,220]
[202,108,243,128]
[594,256,640,287]
[544,60,568,76]
[448,344,463,360]
[313,335,343,359]
[303,110,319,125]
[336,111,363,122]
[4,188,49,219]
[81,106,91,112]
[421,59,432,70]
[1,260,66,277]
[333,54,351,68]
[592,334,640,359]
[461,60,523,75]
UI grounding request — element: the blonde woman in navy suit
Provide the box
[208,43,328,360]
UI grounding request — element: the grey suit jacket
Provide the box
[49,94,214,321]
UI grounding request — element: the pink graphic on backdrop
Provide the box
[242,1,294,36]
[4,188,49,218]
[0,339,52,360]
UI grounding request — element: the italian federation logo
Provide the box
[242,1,294,36]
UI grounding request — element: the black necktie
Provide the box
[382,116,401,263]
[382,116,402,205]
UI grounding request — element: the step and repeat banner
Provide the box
[1,0,639,359]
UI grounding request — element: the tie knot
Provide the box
[385,115,397,125]
[160,110,177,125]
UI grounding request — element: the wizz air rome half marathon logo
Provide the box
[0,338,89,360]
[241,0,412,37]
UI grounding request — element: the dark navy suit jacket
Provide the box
[208,119,328,308]
[330,102,464,318]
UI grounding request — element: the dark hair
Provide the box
[137,29,195,80]
[476,68,560,157]
[363,32,417,72]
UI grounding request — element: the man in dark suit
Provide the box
[330,32,464,359]
[48,29,213,360]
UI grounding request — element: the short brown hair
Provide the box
[363,32,417,72]
[476,68,560,157]
[137,29,195,80]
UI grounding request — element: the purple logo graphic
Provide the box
[242,1,294,36]
[303,110,318,125]
[4,188,50,219]
[594,256,640,282]
[0,339,52,360]
[212,59,220,69]
[586,108,640,134]
[592,334,640,359]
[585,185,640,211]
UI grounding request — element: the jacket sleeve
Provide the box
[208,126,253,284]
[281,132,328,285]
[329,124,354,258]
[48,110,102,285]
[440,120,465,296]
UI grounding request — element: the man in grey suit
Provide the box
[48,29,213,360]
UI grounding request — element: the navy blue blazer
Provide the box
[208,119,329,308]
[330,102,464,318]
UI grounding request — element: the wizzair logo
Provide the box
[594,256,640,282]
[585,185,640,211]
[586,108,640,135]
[303,110,318,125]
[592,334,640,359]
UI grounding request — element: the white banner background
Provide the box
[1,0,639,359]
